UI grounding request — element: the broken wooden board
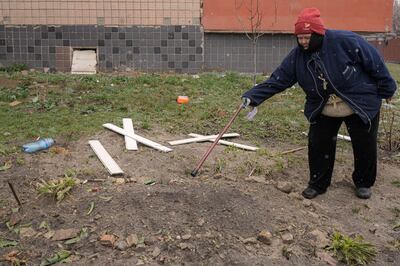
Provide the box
[88,140,123,175]
[188,133,258,151]
[168,133,240,146]
[103,123,172,152]
[122,118,138,150]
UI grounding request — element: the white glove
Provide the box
[241,97,251,109]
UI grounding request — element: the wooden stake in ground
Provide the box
[8,181,22,207]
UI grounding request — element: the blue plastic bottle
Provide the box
[22,138,55,153]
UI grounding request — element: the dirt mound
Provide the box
[0,128,399,265]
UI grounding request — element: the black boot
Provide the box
[355,187,372,199]
[302,187,325,199]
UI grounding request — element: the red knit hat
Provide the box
[294,8,326,35]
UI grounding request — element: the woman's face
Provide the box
[297,34,312,50]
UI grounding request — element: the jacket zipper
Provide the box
[315,54,372,131]
[306,58,325,123]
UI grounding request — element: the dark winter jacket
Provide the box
[242,30,397,126]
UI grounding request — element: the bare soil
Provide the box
[1,127,400,265]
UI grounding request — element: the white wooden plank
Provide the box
[103,123,172,152]
[88,140,123,175]
[189,133,259,151]
[168,133,240,146]
[122,118,138,150]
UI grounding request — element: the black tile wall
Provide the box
[0,25,203,73]
[204,33,297,73]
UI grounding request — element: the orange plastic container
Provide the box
[177,96,189,104]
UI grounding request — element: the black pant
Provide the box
[308,113,379,192]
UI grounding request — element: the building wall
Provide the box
[370,38,400,63]
[0,0,201,26]
[204,33,297,73]
[0,0,203,73]
[0,24,203,72]
[0,1,395,74]
[203,0,394,33]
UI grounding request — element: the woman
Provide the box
[242,7,397,199]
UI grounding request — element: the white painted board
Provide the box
[122,118,138,150]
[189,133,258,151]
[168,133,240,145]
[103,123,172,152]
[88,140,124,175]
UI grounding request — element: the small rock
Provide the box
[20,227,37,238]
[204,232,213,238]
[135,243,146,252]
[158,256,166,264]
[52,228,80,241]
[152,246,161,258]
[281,233,294,244]
[288,192,302,200]
[8,214,22,226]
[182,234,191,240]
[94,214,102,220]
[115,240,128,251]
[114,178,125,185]
[179,243,189,250]
[197,218,205,226]
[308,229,329,248]
[245,176,266,184]
[276,181,293,193]
[21,70,29,76]
[307,211,319,219]
[303,199,312,207]
[213,173,223,179]
[245,245,253,251]
[144,236,157,245]
[99,234,117,247]
[316,251,337,266]
[44,230,55,239]
[136,259,145,265]
[257,230,273,245]
[242,237,258,244]
[126,234,139,247]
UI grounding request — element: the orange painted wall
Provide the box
[203,0,394,33]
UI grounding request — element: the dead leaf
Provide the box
[0,160,12,171]
[50,147,69,155]
[52,228,80,241]
[9,101,22,107]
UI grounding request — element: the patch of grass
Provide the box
[0,65,398,151]
[37,176,77,202]
[0,63,27,73]
[0,85,29,102]
[352,206,361,214]
[237,159,264,176]
[327,232,377,265]
[391,180,400,188]
[213,158,226,174]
